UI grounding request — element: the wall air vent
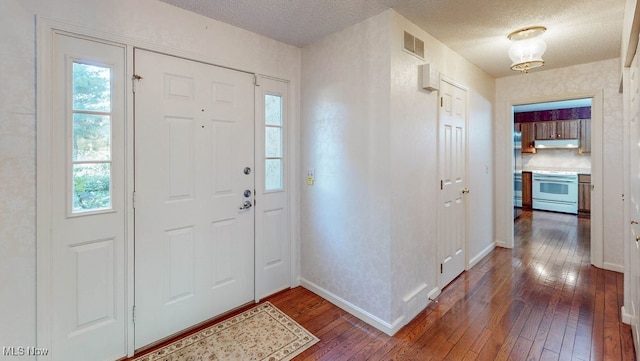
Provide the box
[403,31,425,59]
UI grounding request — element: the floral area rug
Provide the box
[133,302,319,361]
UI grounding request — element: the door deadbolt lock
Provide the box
[244,190,252,197]
[243,167,251,175]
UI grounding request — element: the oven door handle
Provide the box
[533,178,576,183]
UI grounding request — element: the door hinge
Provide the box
[440,264,443,274]
[132,305,136,324]
[253,74,259,86]
[440,180,443,190]
[132,191,136,209]
[132,74,142,93]
[440,97,443,107]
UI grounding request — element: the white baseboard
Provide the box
[299,278,404,336]
[468,242,495,269]
[495,239,507,248]
[603,262,624,273]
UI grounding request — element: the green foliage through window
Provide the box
[71,62,113,213]
[265,94,283,191]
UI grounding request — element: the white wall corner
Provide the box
[468,242,496,269]
[299,278,404,336]
[603,262,624,274]
[621,305,634,325]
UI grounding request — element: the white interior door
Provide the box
[628,47,640,351]
[255,76,290,300]
[134,49,255,348]
[48,33,127,360]
[438,79,467,289]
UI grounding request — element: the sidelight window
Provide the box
[264,94,283,191]
[71,62,113,213]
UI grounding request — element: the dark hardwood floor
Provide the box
[128,210,635,360]
[264,210,635,360]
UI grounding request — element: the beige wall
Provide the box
[300,9,495,333]
[389,11,495,325]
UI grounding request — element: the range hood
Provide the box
[534,139,579,149]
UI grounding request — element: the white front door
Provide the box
[134,50,255,348]
[255,76,290,300]
[48,33,127,360]
[438,79,467,289]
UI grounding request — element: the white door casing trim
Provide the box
[502,91,604,269]
[36,17,299,358]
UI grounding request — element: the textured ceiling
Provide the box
[159,0,625,78]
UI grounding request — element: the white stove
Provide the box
[532,171,578,214]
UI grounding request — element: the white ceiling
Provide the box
[159,0,625,78]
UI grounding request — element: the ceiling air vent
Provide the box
[403,31,424,59]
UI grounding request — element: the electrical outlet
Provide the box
[306,169,315,185]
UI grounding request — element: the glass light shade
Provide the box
[509,37,546,72]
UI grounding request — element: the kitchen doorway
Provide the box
[506,93,604,268]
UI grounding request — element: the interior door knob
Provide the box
[462,187,470,194]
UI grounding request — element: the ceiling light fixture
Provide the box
[507,26,547,73]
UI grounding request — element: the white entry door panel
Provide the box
[48,33,127,361]
[438,79,467,289]
[134,50,255,348]
[255,76,290,300]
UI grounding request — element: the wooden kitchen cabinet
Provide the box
[557,120,579,139]
[522,171,532,210]
[519,122,536,154]
[579,118,591,153]
[535,121,555,140]
[578,174,591,218]
[534,120,579,140]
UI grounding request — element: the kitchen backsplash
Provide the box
[522,148,591,174]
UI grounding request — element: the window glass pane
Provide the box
[73,62,111,112]
[265,94,282,126]
[265,159,283,191]
[73,113,111,161]
[265,127,282,158]
[73,163,111,212]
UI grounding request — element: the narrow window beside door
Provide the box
[265,94,283,191]
[71,62,113,213]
